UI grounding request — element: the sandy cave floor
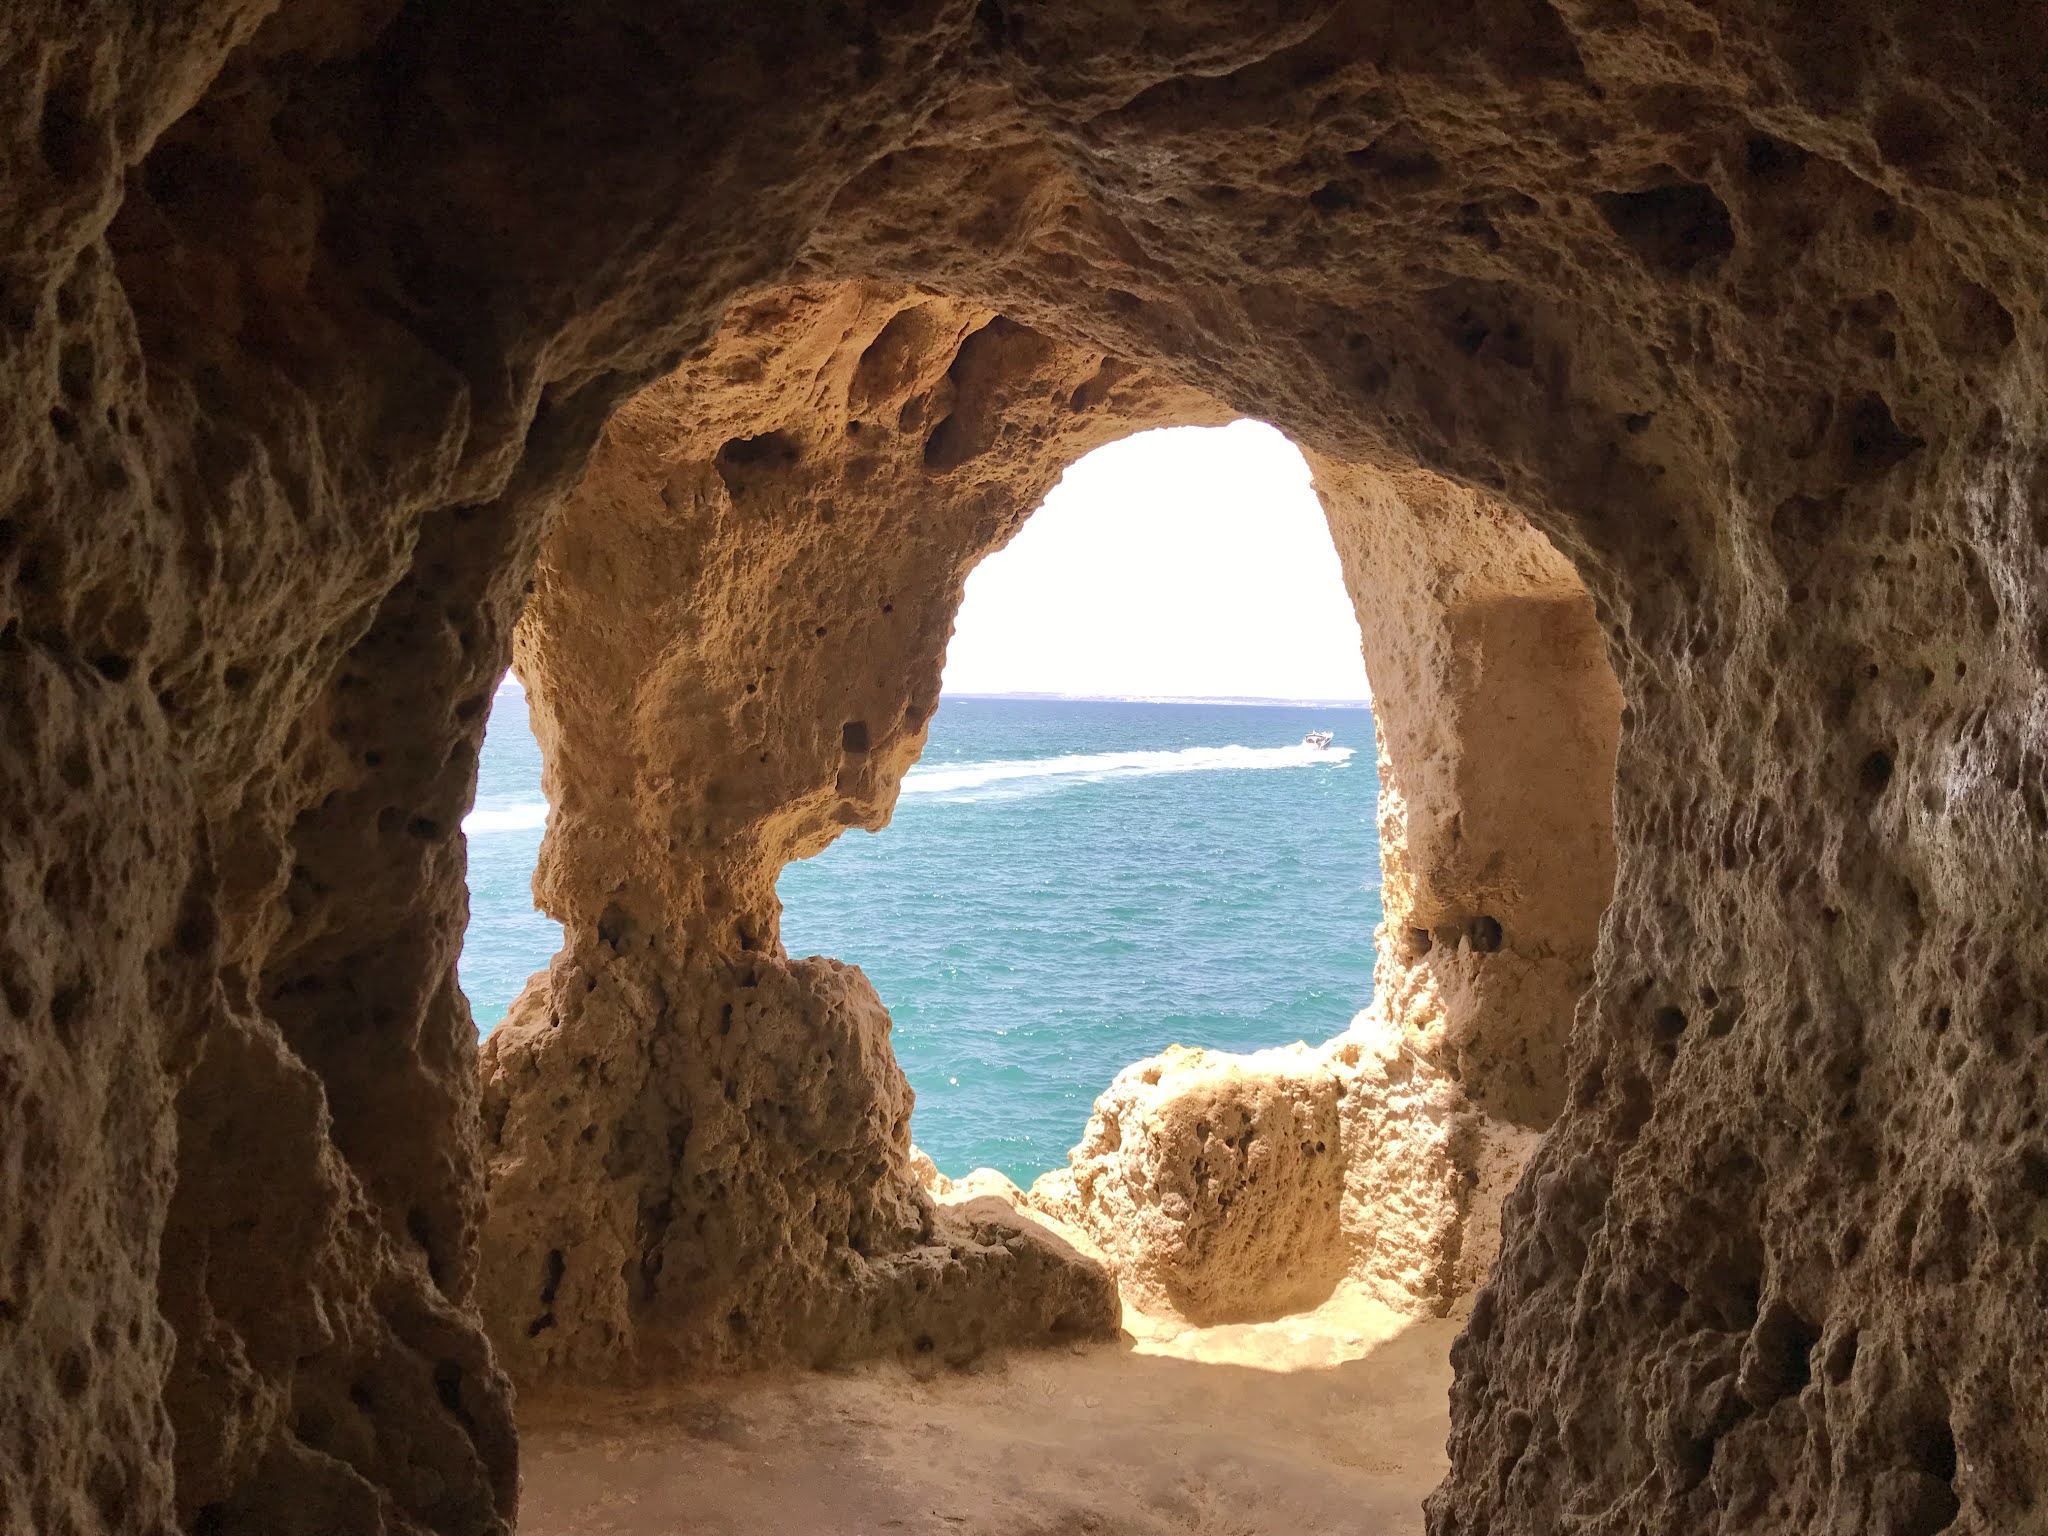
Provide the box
[516,1292,1459,1536]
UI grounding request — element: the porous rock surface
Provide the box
[1028,1026,1459,1325]
[474,281,1614,1377]
[1031,1043,1357,1324]
[475,284,1196,1382]
[4,2,2046,1534]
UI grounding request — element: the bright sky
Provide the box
[941,420,1372,702]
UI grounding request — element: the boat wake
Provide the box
[464,742,1351,828]
[465,801,549,834]
[902,741,1353,800]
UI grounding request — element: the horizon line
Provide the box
[942,689,1373,708]
[491,676,1373,709]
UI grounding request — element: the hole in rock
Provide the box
[463,400,1617,1532]
[779,424,1382,1190]
[457,676,564,1034]
[1844,392,1925,478]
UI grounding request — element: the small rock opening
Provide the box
[456,674,564,1036]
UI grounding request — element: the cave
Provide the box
[766,420,1392,1191]
[486,410,1613,1527]
[475,290,1617,1381]
[6,4,2046,1534]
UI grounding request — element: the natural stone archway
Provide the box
[474,278,1619,1376]
[7,2,2047,1533]
[1024,461,1623,1321]
[475,283,1219,1379]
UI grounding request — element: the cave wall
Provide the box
[476,282,1217,1380]
[7,3,1025,1529]
[1317,463,1622,1129]
[5,0,2047,1532]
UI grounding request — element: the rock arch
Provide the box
[5,3,2045,1533]
[474,281,1620,1375]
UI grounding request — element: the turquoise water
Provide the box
[460,682,560,1029]
[461,690,1382,1184]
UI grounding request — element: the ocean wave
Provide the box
[464,801,549,833]
[901,741,1354,797]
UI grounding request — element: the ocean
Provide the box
[462,689,1383,1185]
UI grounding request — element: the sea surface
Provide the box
[462,690,1382,1185]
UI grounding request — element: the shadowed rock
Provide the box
[2,2,2044,1532]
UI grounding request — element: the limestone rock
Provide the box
[1032,1043,1350,1324]
[473,286,1203,1387]
[8,1,2048,1531]
[1031,1013,1511,1327]
[1325,1016,1483,1313]
[912,1152,1032,1208]
[479,940,1119,1381]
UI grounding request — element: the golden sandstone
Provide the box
[3,4,2041,1532]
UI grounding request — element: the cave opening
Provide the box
[471,295,1623,1531]
[17,7,2040,1532]
[771,419,1384,1185]
[462,674,561,1035]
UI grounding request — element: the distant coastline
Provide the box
[944,690,1373,709]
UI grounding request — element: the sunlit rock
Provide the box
[6,1,2043,1530]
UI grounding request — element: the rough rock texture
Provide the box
[1029,1025,1475,1324]
[475,281,1607,1369]
[1031,1043,1356,1324]
[476,285,1195,1382]
[7,1,2048,1532]
[1317,466,1622,1129]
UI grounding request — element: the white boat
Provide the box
[1302,730,1334,750]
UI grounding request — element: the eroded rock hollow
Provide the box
[6,1,2046,1532]
[476,281,1618,1380]
[476,285,1206,1379]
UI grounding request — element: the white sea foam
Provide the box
[464,801,549,833]
[463,744,1349,826]
[901,741,1353,797]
